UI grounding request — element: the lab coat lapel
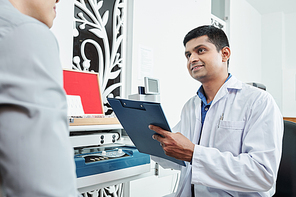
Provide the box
[211,76,242,106]
[193,97,202,144]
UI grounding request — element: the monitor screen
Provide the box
[144,77,159,95]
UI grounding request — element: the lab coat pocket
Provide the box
[215,120,245,155]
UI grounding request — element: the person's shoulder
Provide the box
[227,76,275,105]
[242,83,268,96]
[228,76,268,96]
[183,95,199,111]
[0,4,50,38]
[0,6,58,52]
[240,82,276,107]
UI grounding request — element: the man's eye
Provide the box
[198,48,205,53]
[185,54,191,59]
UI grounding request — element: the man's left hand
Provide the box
[149,125,194,162]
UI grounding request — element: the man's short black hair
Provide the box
[183,25,229,52]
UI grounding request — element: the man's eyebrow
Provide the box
[185,51,190,56]
[185,44,206,55]
[193,44,206,51]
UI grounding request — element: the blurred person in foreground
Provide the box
[0,0,79,196]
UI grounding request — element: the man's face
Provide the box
[184,35,228,83]
[23,0,59,28]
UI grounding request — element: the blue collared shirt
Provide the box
[197,73,232,126]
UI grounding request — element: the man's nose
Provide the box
[189,52,199,63]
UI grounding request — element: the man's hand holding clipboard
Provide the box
[108,98,186,166]
[150,125,194,162]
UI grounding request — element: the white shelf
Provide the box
[69,124,123,132]
[77,164,152,193]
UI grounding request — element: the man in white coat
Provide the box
[150,25,283,196]
[0,0,79,196]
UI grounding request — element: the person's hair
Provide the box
[183,25,229,52]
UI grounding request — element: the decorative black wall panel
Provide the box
[73,0,125,115]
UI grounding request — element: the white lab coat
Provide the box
[154,76,283,197]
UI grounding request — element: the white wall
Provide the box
[50,0,74,69]
[261,12,284,111]
[131,0,211,126]
[260,10,296,117]
[281,12,296,116]
[228,0,262,83]
[228,0,296,117]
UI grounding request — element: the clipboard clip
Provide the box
[120,100,146,111]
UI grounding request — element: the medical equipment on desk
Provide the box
[68,121,151,196]
[69,123,151,179]
[74,146,150,178]
[128,77,160,102]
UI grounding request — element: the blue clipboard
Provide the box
[108,98,185,166]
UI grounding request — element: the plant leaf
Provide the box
[89,28,104,38]
[118,3,124,8]
[108,69,121,80]
[102,10,109,27]
[97,1,103,9]
[103,83,122,99]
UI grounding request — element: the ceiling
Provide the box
[246,0,296,14]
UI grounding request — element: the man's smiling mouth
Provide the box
[191,64,203,71]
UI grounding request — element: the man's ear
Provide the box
[221,47,231,63]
